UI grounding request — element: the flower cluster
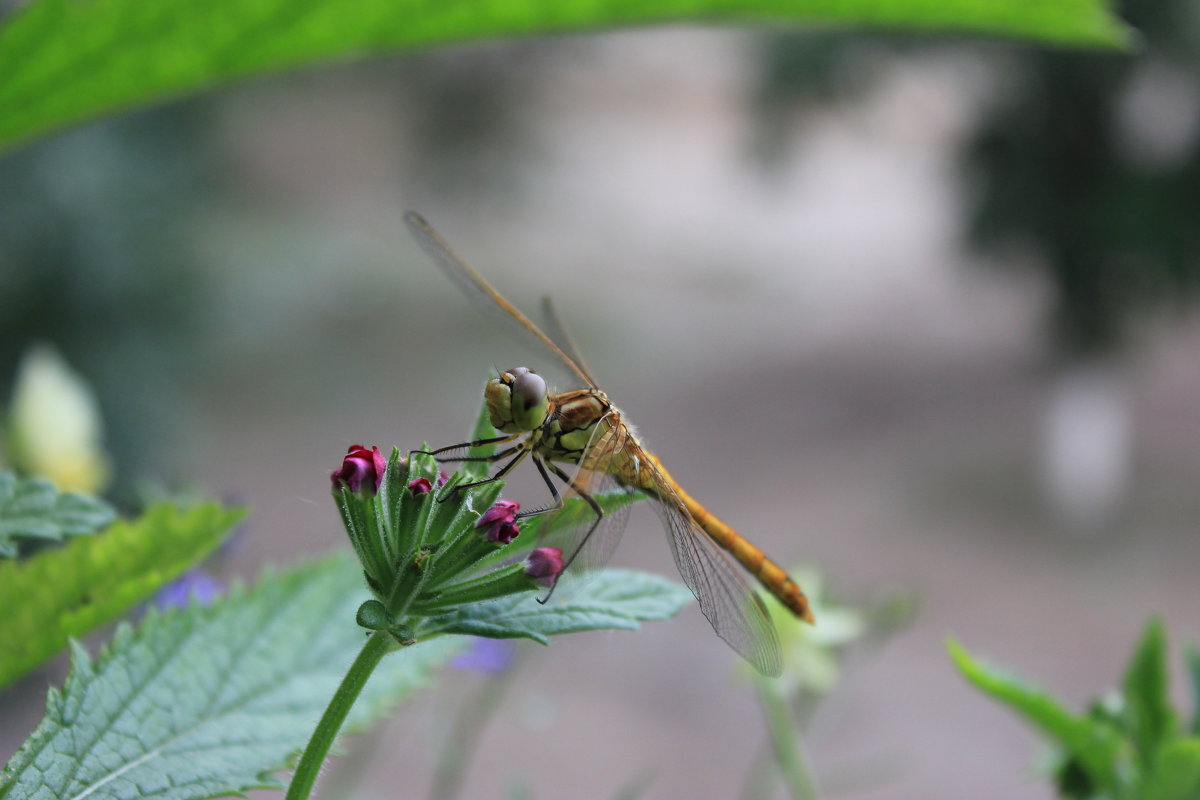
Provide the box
[330,444,563,643]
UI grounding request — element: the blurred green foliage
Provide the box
[951,619,1200,800]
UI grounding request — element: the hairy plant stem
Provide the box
[286,629,394,800]
[756,674,818,800]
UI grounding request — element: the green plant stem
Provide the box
[430,648,524,800]
[286,629,393,800]
[755,675,818,800]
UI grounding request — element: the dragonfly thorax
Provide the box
[486,367,551,433]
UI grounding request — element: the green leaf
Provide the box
[1124,618,1176,767]
[420,568,692,643]
[0,502,242,688]
[1142,739,1200,800]
[463,382,501,481]
[0,0,1132,154]
[0,472,116,558]
[0,552,463,800]
[947,638,1125,797]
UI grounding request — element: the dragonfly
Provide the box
[405,212,813,676]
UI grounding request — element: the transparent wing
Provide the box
[540,296,600,389]
[546,414,783,676]
[404,212,597,389]
[535,414,636,574]
[638,458,783,676]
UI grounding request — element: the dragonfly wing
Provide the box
[641,461,783,676]
[540,296,600,389]
[539,416,636,573]
[404,212,597,389]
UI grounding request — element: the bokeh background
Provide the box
[3,7,1200,799]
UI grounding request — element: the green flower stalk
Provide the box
[288,445,563,800]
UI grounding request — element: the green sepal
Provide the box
[356,599,391,631]
[409,563,532,614]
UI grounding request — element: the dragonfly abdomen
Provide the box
[641,454,815,625]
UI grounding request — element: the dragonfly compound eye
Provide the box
[512,370,546,408]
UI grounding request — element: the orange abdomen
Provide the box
[640,454,815,624]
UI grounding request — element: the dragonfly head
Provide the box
[486,367,550,433]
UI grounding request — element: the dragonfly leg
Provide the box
[437,445,530,502]
[536,461,604,604]
[436,444,522,465]
[516,455,566,519]
[416,433,520,458]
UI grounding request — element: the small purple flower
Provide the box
[476,499,520,544]
[407,477,433,495]
[331,444,386,493]
[154,570,224,609]
[525,547,565,587]
[451,637,517,674]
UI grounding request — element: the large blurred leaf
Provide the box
[0,0,1131,153]
[0,552,463,800]
[0,502,243,688]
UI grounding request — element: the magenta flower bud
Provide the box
[436,470,450,488]
[525,547,565,586]
[331,444,386,493]
[407,477,432,495]
[475,499,520,544]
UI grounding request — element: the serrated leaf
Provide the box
[0,472,116,558]
[0,0,1132,153]
[421,568,692,644]
[1124,618,1176,767]
[1143,739,1200,800]
[0,552,464,800]
[0,502,242,688]
[947,638,1125,796]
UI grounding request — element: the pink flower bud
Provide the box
[331,444,386,493]
[407,477,433,495]
[475,499,520,544]
[524,547,565,586]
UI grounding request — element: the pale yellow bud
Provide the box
[7,343,111,493]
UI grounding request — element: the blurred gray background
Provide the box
[2,15,1200,800]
